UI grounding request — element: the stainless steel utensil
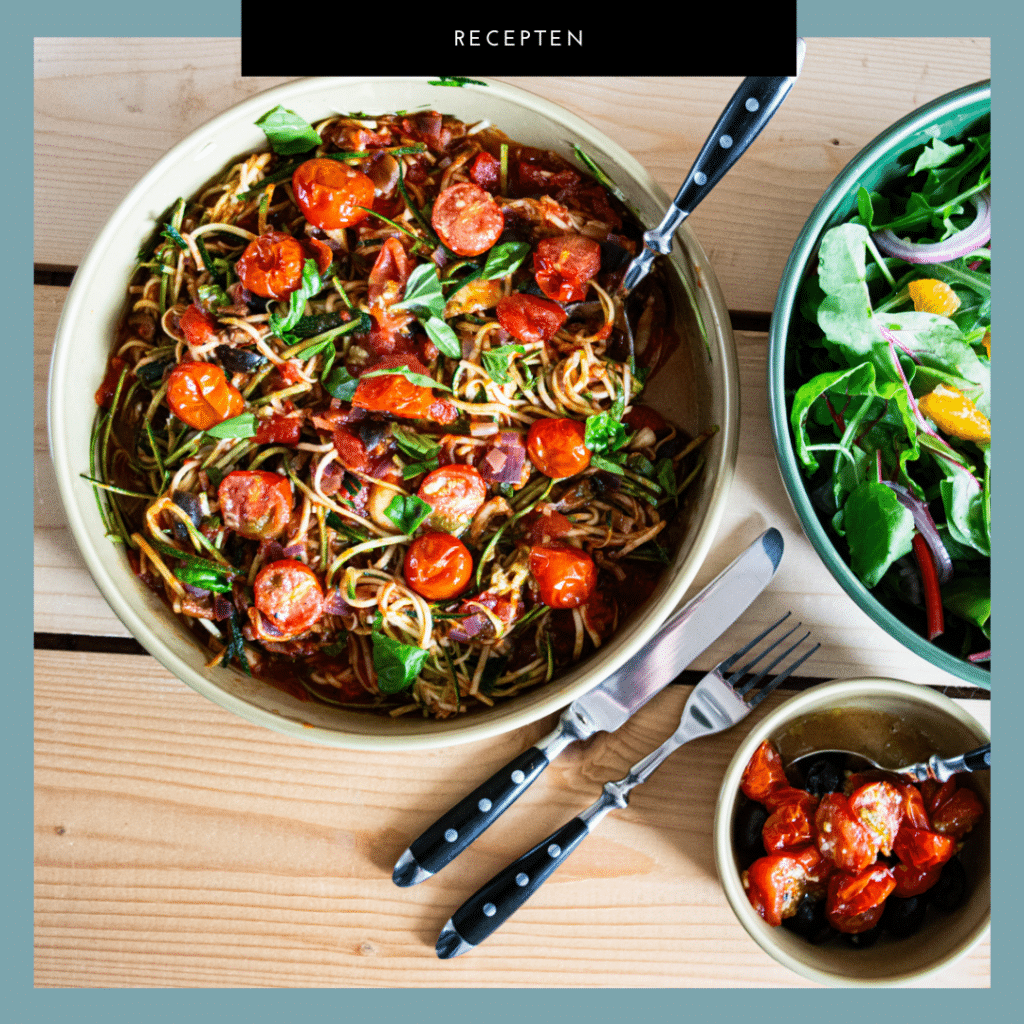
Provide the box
[435,614,819,957]
[788,743,990,787]
[392,528,785,887]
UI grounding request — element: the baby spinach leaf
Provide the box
[841,481,916,588]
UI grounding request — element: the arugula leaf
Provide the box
[255,105,322,155]
[268,259,323,338]
[383,493,433,534]
[322,364,360,402]
[482,344,526,384]
[205,413,258,439]
[371,630,430,693]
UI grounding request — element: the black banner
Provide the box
[241,12,799,78]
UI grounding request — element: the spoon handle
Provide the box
[928,742,990,782]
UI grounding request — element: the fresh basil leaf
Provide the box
[220,610,252,675]
[323,364,360,402]
[482,344,526,384]
[394,263,446,319]
[255,105,322,155]
[173,563,235,593]
[654,457,677,499]
[268,259,322,337]
[422,315,461,359]
[392,425,441,459]
[371,630,430,693]
[401,458,440,479]
[360,367,453,392]
[383,493,433,534]
[590,453,625,475]
[205,413,258,439]
[427,76,488,88]
[481,241,530,280]
[585,408,629,454]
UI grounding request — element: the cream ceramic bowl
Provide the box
[48,77,739,750]
[714,679,990,985]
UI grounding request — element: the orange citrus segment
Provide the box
[918,384,990,443]
[908,278,961,317]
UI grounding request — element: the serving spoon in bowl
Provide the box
[787,742,990,791]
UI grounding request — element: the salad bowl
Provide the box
[768,81,990,687]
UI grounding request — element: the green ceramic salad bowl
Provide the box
[768,81,990,688]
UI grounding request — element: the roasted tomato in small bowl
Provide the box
[714,678,989,986]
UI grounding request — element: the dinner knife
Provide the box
[392,527,784,886]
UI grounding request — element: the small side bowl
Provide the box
[768,81,991,687]
[714,679,990,986]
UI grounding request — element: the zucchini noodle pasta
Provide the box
[90,106,713,720]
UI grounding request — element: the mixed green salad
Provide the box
[788,119,990,664]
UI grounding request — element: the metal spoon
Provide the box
[787,743,990,789]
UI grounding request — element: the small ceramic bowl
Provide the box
[48,77,739,750]
[768,81,991,687]
[714,678,990,985]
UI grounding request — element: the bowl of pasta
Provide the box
[49,77,739,749]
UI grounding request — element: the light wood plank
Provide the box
[34,649,989,988]
[34,39,990,314]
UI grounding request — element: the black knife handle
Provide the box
[393,746,550,886]
[437,816,589,955]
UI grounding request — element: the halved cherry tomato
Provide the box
[930,786,985,839]
[331,426,369,473]
[235,231,306,299]
[496,294,567,344]
[740,740,791,805]
[217,470,293,540]
[623,405,667,434]
[292,158,374,231]
[790,842,833,886]
[762,802,815,854]
[404,532,473,600]
[526,417,590,479]
[892,825,956,870]
[815,793,878,873]
[166,361,244,430]
[431,182,504,257]
[529,545,596,609]
[468,151,500,192]
[180,304,219,347]
[764,786,819,816]
[826,864,896,919]
[351,356,458,424]
[827,901,884,935]
[253,559,324,638]
[898,782,932,830]
[417,464,488,535]
[533,235,601,302]
[254,414,302,446]
[743,853,807,927]
[849,780,905,856]
[920,778,958,817]
[892,861,943,898]
[367,237,412,309]
[94,356,133,409]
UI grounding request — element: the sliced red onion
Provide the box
[881,480,953,584]
[873,191,990,264]
[967,649,990,664]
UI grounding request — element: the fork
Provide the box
[435,613,819,958]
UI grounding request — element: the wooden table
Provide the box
[34,39,991,987]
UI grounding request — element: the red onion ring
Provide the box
[873,191,990,264]
[881,480,953,584]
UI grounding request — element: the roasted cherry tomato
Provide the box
[920,778,958,817]
[235,231,306,299]
[417,464,488,535]
[292,158,374,231]
[762,802,815,854]
[166,361,244,430]
[496,294,567,345]
[468,151,500,192]
[533,234,601,302]
[764,785,819,816]
[740,740,791,805]
[892,861,944,898]
[180,304,219,347]
[623,405,667,435]
[892,825,956,870]
[254,414,302,446]
[743,853,807,928]
[849,780,905,856]
[331,426,370,473]
[351,356,457,424]
[253,558,324,638]
[815,793,878,873]
[217,469,293,540]
[403,532,473,600]
[526,417,590,479]
[826,864,896,919]
[930,786,985,839]
[898,782,932,830]
[529,545,596,609]
[826,900,885,935]
[790,842,833,886]
[94,356,133,409]
[431,182,504,257]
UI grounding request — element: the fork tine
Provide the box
[716,612,792,675]
[731,627,809,696]
[746,640,821,709]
